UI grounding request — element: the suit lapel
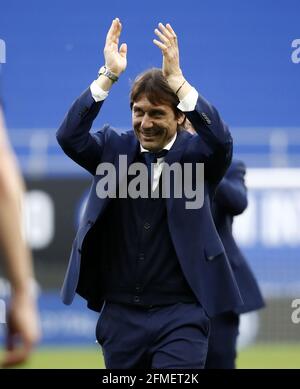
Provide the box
[114,132,139,188]
[83,132,138,225]
[164,130,187,165]
[163,130,188,213]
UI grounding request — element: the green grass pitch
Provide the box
[1,343,300,369]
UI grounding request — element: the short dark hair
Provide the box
[130,68,183,120]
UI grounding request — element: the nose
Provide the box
[141,114,153,129]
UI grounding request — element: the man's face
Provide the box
[132,95,184,152]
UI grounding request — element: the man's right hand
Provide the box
[103,18,127,77]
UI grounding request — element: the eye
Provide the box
[151,110,165,118]
[133,109,144,117]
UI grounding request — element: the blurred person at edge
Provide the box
[0,103,40,367]
[186,120,265,369]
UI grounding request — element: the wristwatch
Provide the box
[98,66,119,83]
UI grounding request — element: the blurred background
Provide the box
[0,0,300,368]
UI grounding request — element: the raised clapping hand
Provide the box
[153,22,192,99]
[153,23,182,80]
[104,18,127,77]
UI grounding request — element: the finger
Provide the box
[115,19,122,45]
[112,20,121,43]
[119,43,127,58]
[106,18,121,44]
[158,23,173,40]
[106,19,117,42]
[153,39,168,52]
[154,28,170,46]
[165,23,177,38]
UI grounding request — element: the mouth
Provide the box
[139,128,163,139]
[141,133,157,140]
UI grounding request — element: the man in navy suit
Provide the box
[57,18,242,368]
[205,160,265,369]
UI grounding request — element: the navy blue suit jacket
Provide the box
[212,160,265,314]
[56,87,243,317]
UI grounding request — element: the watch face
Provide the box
[98,66,118,82]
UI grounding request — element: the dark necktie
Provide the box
[143,149,168,187]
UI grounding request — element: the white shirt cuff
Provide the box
[177,87,198,112]
[90,80,109,102]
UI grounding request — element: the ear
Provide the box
[177,113,185,126]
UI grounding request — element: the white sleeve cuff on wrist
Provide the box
[177,87,198,112]
[90,80,109,102]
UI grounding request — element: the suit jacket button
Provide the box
[144,222,151,230]
[133,296,140,303]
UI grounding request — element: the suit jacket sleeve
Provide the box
[56,88,107,175]
[185,93,233,185]
[214,160,248,215]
